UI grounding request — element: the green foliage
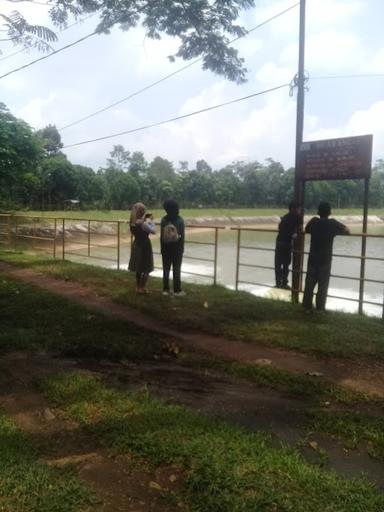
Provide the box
[0,412,91,511]
[2,254,383,360]
[308,409,384,460]
[0,103,43,208]
[0,11,57,52]
[36,124,64,156]
[0,273,164,359]
[5,0,256,82]
[41,372,384,512]
[1,101,384,211]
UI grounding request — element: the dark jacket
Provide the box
[276,212,301,245]
[305,217,349,266]
[160,215,185,253]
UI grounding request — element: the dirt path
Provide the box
[0,352,184,512]
[1,261,384,397]
[1,351,384,491]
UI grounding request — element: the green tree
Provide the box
[72,165,105,207]
[3,1,255,82]
[0,9,57,52]
[106,145,131,171]
[0,103,42,208]
[148,156,175,182]
[36,124,64,156]
[128,151,148,178]
[40,154,76,209]
[102,167,140,209]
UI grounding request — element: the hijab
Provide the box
[130,202,146,226]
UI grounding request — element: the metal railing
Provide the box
[152,224,222,284]
[233,226,384,319]
[0,214,223,285]
[1,214,383,317]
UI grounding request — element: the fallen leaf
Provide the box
[149,481,162,491]
[309,441,318,450]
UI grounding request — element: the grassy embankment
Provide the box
[1,272,384,509]
[1,250,383,360]
[0,412,91,511]
[40,371,384,512]
[8,207,384,222]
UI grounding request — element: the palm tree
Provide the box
[0,10,57,52]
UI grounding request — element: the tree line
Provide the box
[1,102,383,211]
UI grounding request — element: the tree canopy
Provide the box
[1,104,384,211]
[2,0,256,82]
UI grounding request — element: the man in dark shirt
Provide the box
[303,201,350,311]
[275,201,301,289]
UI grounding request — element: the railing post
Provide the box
[7,215,12,247]
[117,221,121,270]
[213,227,218,285]
[53,218,57,259]
[382,287,384,321]
[358,236,367,315]
[14,216,18,251]
[62,218,65,260]
[87,220,91,257]
[235,228,241,291]
[359,178,369,315]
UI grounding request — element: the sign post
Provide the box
[293,134,373,310]
[292,0,307,303]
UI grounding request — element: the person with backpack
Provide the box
[161,199,185,296]
[128,202,155,294]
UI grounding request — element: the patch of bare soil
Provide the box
[1,261,384,398]
[1,351,383,493]
[0,352,184,512]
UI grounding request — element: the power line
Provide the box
[0,13,96,63]
[59,2,300,131]
[63,83,289,149]
[0,30,97,80]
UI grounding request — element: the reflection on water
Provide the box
[62,223,384,318]
[182,225,384,318]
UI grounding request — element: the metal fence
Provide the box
[233,226,384,319]
[0,214,222,285]
[0,213,383,318]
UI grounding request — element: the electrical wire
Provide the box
[0,13,96,63]
[0,30,97,80]
[59,2,300,131]
[63,83,289,149]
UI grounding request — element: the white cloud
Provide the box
[17,93,59,127]
[308,100,384,162]
[1,0,383,173]
[281,31,364,72]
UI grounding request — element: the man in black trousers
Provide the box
[274,201,301,289]
[303,201,350,311]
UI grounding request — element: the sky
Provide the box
[0,0,383,172]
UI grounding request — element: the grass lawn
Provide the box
[1,251,383,360]
[0,271,165,360]
[7,207,384,222]
[40,371,384,512]
[1,263,384,507]
[0,412,91,511]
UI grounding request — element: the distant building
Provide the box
[64,199,80,210]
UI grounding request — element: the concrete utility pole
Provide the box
[292,0,306,303]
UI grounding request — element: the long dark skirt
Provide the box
[129,238,154,274]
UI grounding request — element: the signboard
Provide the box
[298,134,373,181]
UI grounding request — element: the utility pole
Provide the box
[292,0,306,303]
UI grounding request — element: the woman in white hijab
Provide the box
[128,202,154,293]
